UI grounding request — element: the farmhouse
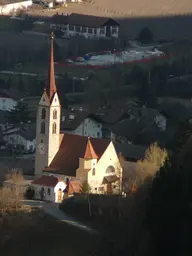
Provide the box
[0,0,32,15]
[50,13,120,39]
[3,123,36,153]
[34,33,122,195]
[60,110,103,138]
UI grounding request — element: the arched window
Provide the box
[105,165,115,174]
[92,168,96,176]
[40,122,45,134]
[53,109,57,119]
[52,122,56,134]
[47,188,51,195]
[41,108,46,119]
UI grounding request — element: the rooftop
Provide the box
[51,13,119,28]
[44,133,110,176]
[60,110,90,131]
[32,175,62,187]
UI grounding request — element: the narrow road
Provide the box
[24,200,99,235]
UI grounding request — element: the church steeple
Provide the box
[35,32,61,177]
[84,137,98,159]
[45,32,57,103]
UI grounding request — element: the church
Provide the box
[34,33,122,198]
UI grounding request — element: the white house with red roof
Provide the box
[34,33,122,196]
[31,175,66,202]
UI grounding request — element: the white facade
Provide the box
[76,142,122,194]
[4,133,36,152]
[31,181,66,202]
[50,24,119,39]
[67,117,102,138]
[35,91,61,177]
[0,0,32,15]
[0,97,16,111]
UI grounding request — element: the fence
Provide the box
[55,54,170,69]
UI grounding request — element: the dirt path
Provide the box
[43,202,99,235]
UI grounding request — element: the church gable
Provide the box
[50,92,60,107]
[39,91,50,106]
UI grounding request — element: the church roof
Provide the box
[44,134,110,176]
[32,175,61,187]
[44,33,57,104]
[84,137,98,159]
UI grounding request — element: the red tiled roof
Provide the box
[46,134,110,176]
[68,180,81,194]
[84,138,98,159]
[32,175,61,187]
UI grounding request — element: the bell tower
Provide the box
[35,33,61,177]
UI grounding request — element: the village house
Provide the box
[0,0,32,15]
[3,123,36,153]
[50,13,120,39]
[60,110,103,138]
[31,175,66,202]
[34,33,123,196]
[30,175,81,202]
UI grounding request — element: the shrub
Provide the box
[0,187,24,212]
[25,187,35,200]
[80,181,92,194]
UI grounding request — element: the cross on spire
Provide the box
[44,32,57,103]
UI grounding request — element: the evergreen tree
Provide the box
[138,27,153,44]
[6,100,30,125]
[147,126,192,256]
[80,181,91,194]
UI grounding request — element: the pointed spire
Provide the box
[45,32,57,103]
[84,137,98,159]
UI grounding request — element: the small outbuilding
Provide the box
[31,175,66,202]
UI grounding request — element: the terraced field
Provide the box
[27,0,192,18]
[91,0,192,17]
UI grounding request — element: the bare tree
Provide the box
[6,170,24,183]
[137,142,168,177]
[1,172,25,212]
